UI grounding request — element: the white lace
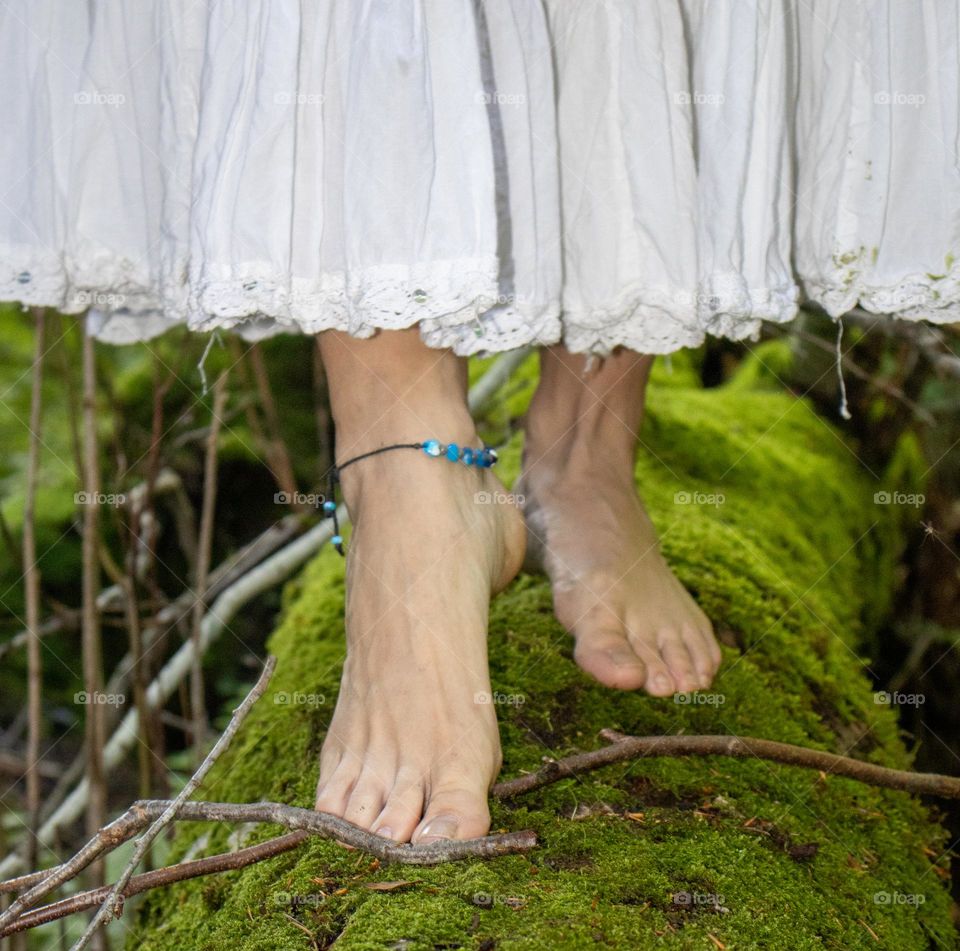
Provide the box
[5,244,959,355]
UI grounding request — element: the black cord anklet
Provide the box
[324,439,499,556]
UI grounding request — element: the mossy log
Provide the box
[129,349,953,950]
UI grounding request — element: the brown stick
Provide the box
[6,722,960,936]
[189,369,229,760]
[72,656,278,948]
[0,800,536,937]
[491,729,960,800]
[80,319,107,897]
[2,833,309,936]
[23,308,46,870]
[247,343,300,504]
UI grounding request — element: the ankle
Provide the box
[332,405,480,466]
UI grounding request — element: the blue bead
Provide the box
[446,443,460,461]
[331,534,343,547]
[462,448,474,465]
[477,448,497,468]
[423,439,442,457]
[322,500,336,514]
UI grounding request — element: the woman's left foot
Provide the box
[519,346,721,696]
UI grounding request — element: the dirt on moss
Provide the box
[125,347,954,950]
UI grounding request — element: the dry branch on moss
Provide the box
[6,713,960,939]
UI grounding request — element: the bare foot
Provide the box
[315,421,525,844]
[519,346,721,696]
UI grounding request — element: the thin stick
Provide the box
[71,656,277,949]
[491,729,960,800]
[80,319,107,894]
[189,370,229,761]
[7,718,960,936]
[23,308,46,869]
[0,519,331,878]
[2,833,309,936]
[248,343,299,504]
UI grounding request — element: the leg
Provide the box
[518,345,721,695]
[314,328,525,843]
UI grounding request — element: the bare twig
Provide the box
[71,657,277,949]
[23,308,46,869]
[492,729,960,800]
[189,370,229,759]
[6,715,960,937]
[0,518,336,878]
[248,343,300,503]
[2,833,309,936]
[0,800,534,935]
[80,319,107,895]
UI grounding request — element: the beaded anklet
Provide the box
[324,440,499,556]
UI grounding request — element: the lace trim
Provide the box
[560,272,800,356]
[6,245,958,356]
[803,252,960,324]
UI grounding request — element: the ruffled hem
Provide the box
[559,273,800,356]
[803,255,960,325]
[71,253,565,357]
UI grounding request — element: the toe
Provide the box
[686,625,719,687]
[659,633,700,694]
[343,769,390,831]
[413,782,491,844]
[372,769,427,843]
[315,762,359,816]
[573,632,649,690]
[622,629,675,696]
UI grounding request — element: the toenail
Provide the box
[610,649,638,667]
[374,826,393,841]
[654,674,671,690]
[419,815,458,842]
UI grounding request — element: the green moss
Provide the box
[126,359,953,951]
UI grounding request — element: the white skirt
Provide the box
[1,1,958,356]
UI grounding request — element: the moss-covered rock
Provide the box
[128,352,954,950]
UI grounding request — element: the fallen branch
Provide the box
[0,801,535,938]
[5,721,960,936]
[491,729,960,800]
[72,655,276,949]
[2,833,309,936]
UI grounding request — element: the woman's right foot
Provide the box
[315,418,525,844]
